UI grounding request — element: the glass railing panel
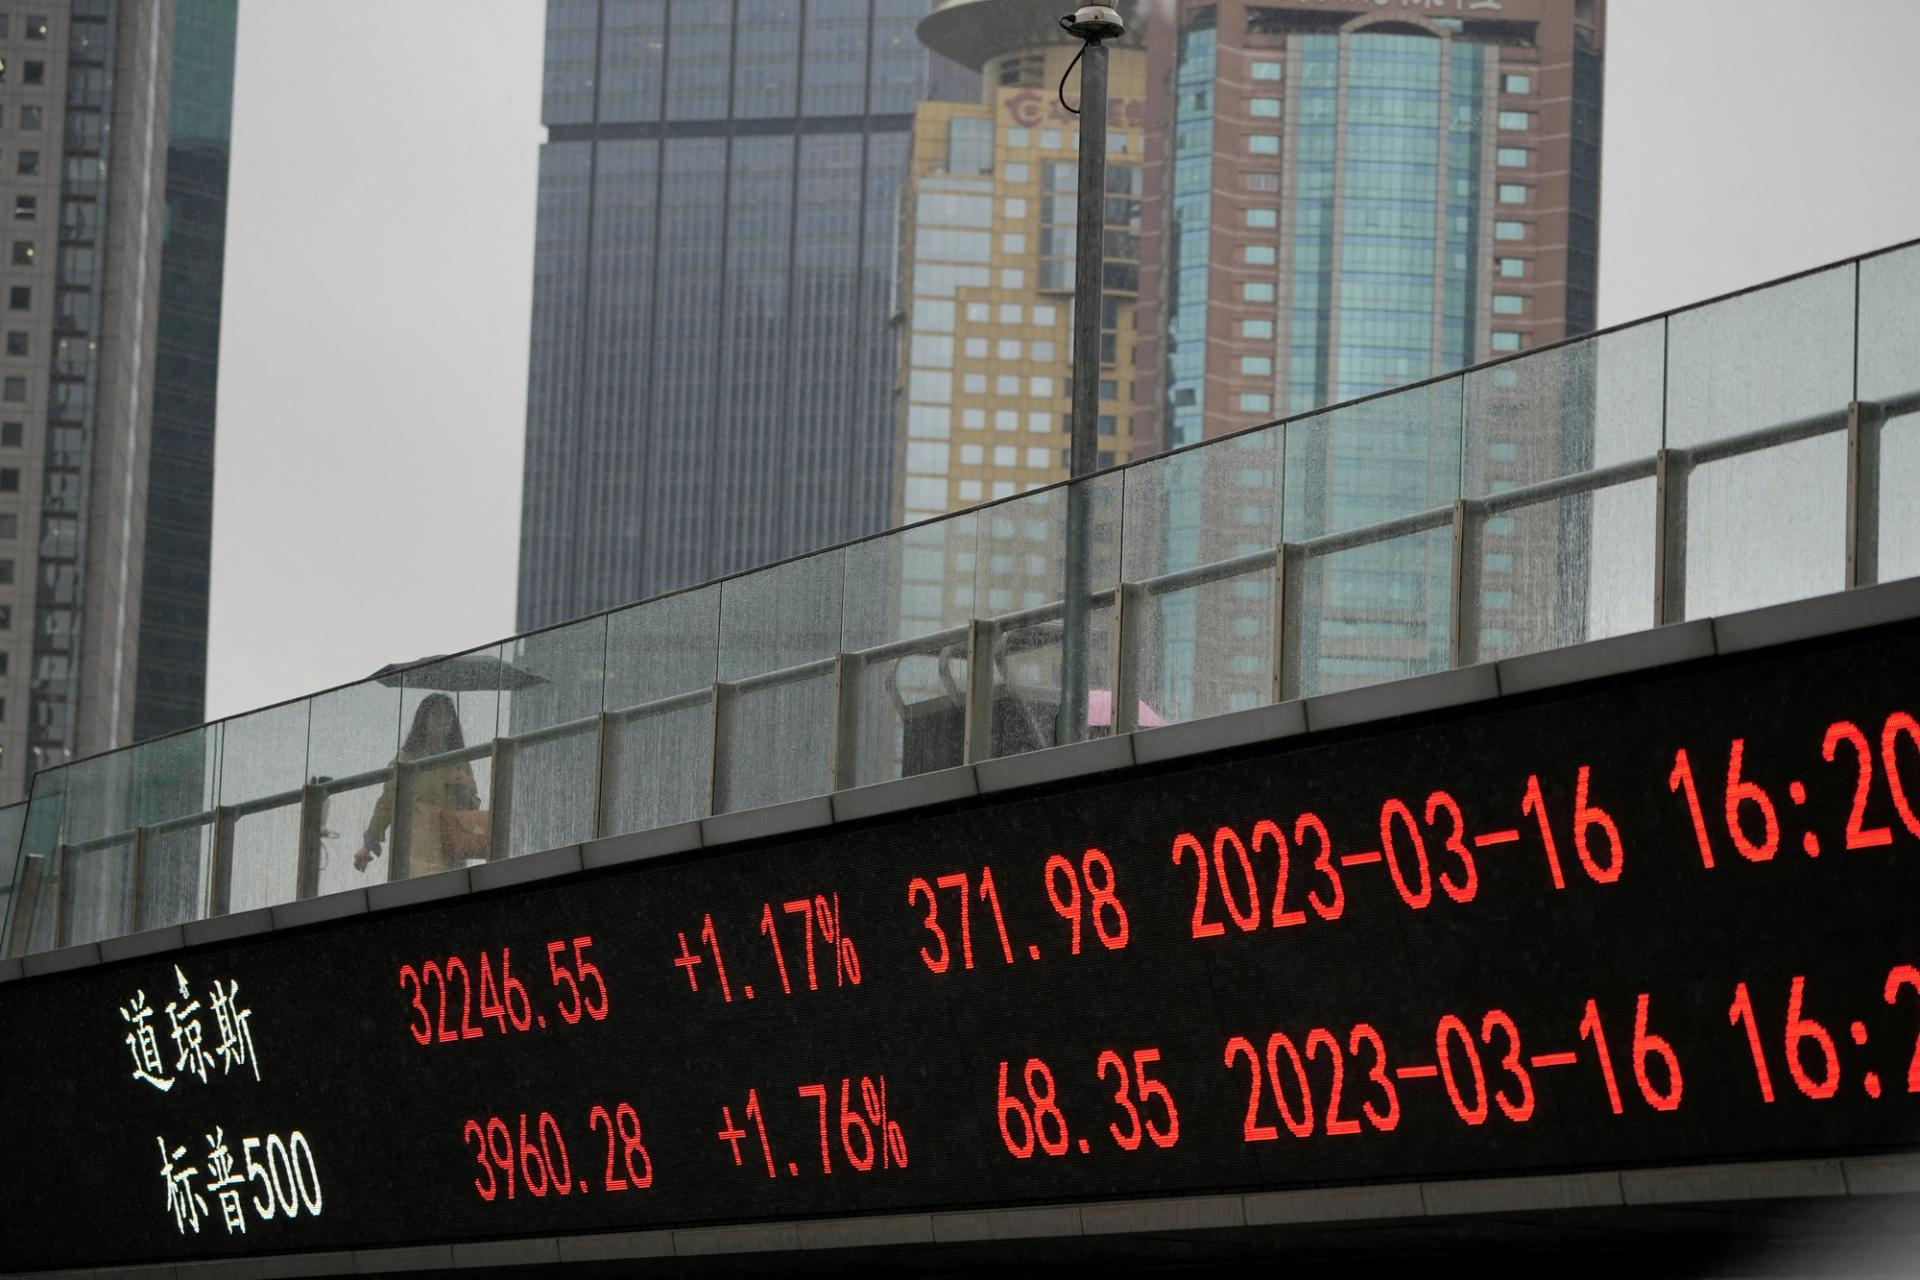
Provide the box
[1858,243,1920,583]
[603,584,720,835]
[63,837,134,945]
[59,748,136,849]
[1283,376,1464,696]
[1666,264,1855,618]
[392,651,503,878]
[972,472,1124,757]
[1122,427,1282,725]
[716,549,847,812]
[500,616,607,856]
[1284,527,1455,697]
[1464,323,1665,660]
[841,510,979,787]
[4,787,65,956]
[0,802,24,944]
[306,678,404,894]
[129,729,218,929]
[214,700,309,916]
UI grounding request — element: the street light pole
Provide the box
[1057,5,1122,749]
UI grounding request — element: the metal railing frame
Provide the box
[13,388,1913,955]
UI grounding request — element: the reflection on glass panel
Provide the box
[1685,440,1847,620]
[4,791,63,956]
[1465,320,1664,492]
[604,587,720,835]
[1123,429,1282,725]
[843,512,979,787]
[62,838,131,945]
[1474,483,1657,664]
[717,551,845,812]
[136,823,210,933]
[216,700,309,809]
[502,618,606,856]
[1284,380,1461,696]
[307,679,402,786]
[1857,244,1920,583]
[224,807,299,916]
[1666,264,1855,448]
[1288,529,1453,697]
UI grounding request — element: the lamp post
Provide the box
[1056,5,1124,749]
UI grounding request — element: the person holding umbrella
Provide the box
[353,693,487,877]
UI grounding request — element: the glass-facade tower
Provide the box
[516,0,974,630]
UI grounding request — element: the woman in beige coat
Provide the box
[352,693,484,877]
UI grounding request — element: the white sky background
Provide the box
[203,0,1920,722]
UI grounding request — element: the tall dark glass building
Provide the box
[134,0,238,741]
[516,0,975,629]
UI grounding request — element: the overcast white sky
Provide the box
[203,0,1920,722]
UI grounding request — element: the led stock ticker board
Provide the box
[6,622,1920,1270]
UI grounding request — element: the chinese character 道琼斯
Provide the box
[121,990,175,1092]
[157,1136,208,1235]
[166,964,211,1085]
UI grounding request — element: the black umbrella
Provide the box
[370,654,548,692]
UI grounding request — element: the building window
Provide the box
[12,196,35,221]
[1498,257,1528,278]
[1242,319,1273,339]
[0,515,15,539]
[1247,134,1280,155]
[1239,393,1272,414]
[1005,127,1029,149]
[1495,220,1527,241]
[1246,172,1280,192]
[0,560,13,585]
[1498,110,1531,130]
[1249,97,1280,118]
[1244,244,1276,265]
[1003,162,1029,183]
[1246,208,1278,229]
[24,62,45,86]
[0,423,18,447]
[0,606,9,631]
[9,241,31,266]
[1503,72,1531,94]
[7,288,28,311]
[948,117,994,177]
[16,151,38,177]
[1497,147,1528,167]
[1498,183,1528,205]
[1493,294,1525,315]
[2,378,24,403]
[1244,281,1275,301]
[1240,355,1272,376]
[20,105,40,131]
[1252,60,1281,81]
[1004,197,1027,219]
[998,54,1043,88]
[0,653,9,678]
[2,334,24,359]
[1491,331,1523,352]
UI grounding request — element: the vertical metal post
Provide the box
[590,710,610,840]
[1271,544,1302,704]
[829,653,860,794]
[1110,582,1141,736]
[52,843,71,949]
[125,826,148,935]
[207,806,233,919]
[1059,31,1111,751]
[487,738,513,863]
[295,784,325,900]
[1449,499,1481,668]
[962,619,997,765]
[388,764,414,882]
[1847,400,1885,590]
[1653,448,1690,625]
[706,683,733,817]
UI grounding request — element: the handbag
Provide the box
[439,809,492,859]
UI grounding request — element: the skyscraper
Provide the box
[892,0,1147,531]
[0,0,235,801]
[135,0,237,741]
[1138,0,1604,448]
[515,0,975,631]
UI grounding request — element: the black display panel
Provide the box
[6,624,1920,1270]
